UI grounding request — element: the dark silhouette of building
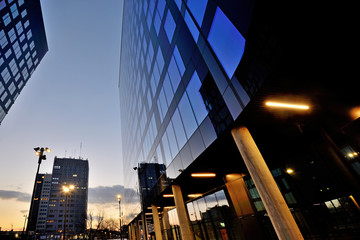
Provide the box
[0,0,48,124]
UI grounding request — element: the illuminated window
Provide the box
[208,7,245,79]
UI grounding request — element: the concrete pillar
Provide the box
[231,126,304,240]
[141,212,148,240]
[171,185,194,240]
[136,220,141,240]
[152,205,163,240]
[162,208,171,240]
[131,223,136,240]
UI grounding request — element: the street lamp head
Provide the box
[69,185,75,190]
[117,194,122,200]
[34,147,40,152]
[63,186,69,193]
[45,147,51,153]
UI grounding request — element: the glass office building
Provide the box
[45,158,89,239]
[119,0,360,239]
[0,0,48,124]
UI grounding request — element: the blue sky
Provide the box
[0,0,124,230]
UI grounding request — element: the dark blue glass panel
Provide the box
[161,133,171,166]
[174,0,181,10]
[178,94,197,138]
[168,57,181,92]
[164,9,176,42]
[156,48,165,72]
[187,0,208,27]
[157,0,166,18]
[163,73,174,104]
[173,46,185,76]
[207,7,246,79]
[171,108,187,150]
[166,120,179,158]
[184,10,199,43]
[154,12,161,35]
[186,71,208,125]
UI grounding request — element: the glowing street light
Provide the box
[26,147,51,240]
[63,185,75,240]
[117,194,123,240]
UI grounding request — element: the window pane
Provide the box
[208,7,246,79]
[187,0,208,27]
[163,73,174,104]
[184,10,199,42]
[171,109,187,150]
[166,121,179,159]
[173,46,185,76]
[164,9,176,42]
[186,71,208,124]
[178,94,197,138]
[168,57,181,92]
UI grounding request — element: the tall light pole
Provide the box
[117,195,122,240]
[63,185,75,240]
[26,147,51,240]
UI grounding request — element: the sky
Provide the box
[0,0,126,230]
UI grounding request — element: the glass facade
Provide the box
[119,0,251,220]
[119,0,360,239]
[0,0,48,124]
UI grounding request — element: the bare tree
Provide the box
[87,210,104,240]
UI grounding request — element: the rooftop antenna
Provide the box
[80,142,82,159]
[65,150,67,157]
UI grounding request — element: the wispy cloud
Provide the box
[88,185,139,204]
[0,185,139,205]
[0,190,31,202]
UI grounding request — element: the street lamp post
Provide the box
[26,147,51,240]
[117,195,122,240]
[63,185,75,240]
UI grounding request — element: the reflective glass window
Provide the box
[178,94,197,138]
[184,10,199,42]
[186,71,207,124]
[166,121,179,158]
[173,46,185,76]
[168,57,181,92]
[174,0,181,10]
[154,12,161,35]
[171,109,187,150]
[1,68,10,83]
[156,48,164,73]
[187,0,208,27]
[158,88,168,121]
[2,13,11,26]
[27,29,33,40]
[162,132,171,165]
[157,0,166,18]
[163,73,174,104]
[18,0,24,6]
[0,30,8,48]
[24,20,30,28]
[208,7,245,79]
[0,1,5,11]
[164,9,176,42]
[8,28,16,43]
[10,4,18,19]
[16,21,23,35]
[21,9,27,18]
[147,10,152,30]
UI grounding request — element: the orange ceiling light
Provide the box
[163,194,174,198]
[265,101,310,110]
[191,172,216,178]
